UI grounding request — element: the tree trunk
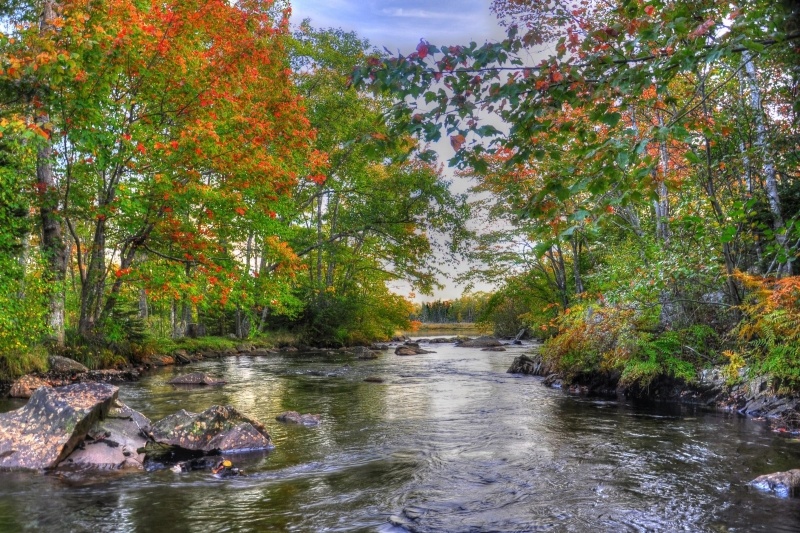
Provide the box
[654,111,671,243]
[571,234,584,295]
[743,51,789,275]
[36,0,68,346]
[78,218,107,337]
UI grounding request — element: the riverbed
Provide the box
[1,339,800,532]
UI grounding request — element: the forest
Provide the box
[1,0,799,396]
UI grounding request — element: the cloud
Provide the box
[379,8,469,20]
[291,0,506,53]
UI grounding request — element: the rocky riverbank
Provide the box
[507,354,800,430]
[0,381,274,472]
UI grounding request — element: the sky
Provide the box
[290,1,507,54]
[289,1,507,302]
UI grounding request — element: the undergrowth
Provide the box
[542,302,719,389]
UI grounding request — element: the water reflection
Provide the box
[1,340,800,532]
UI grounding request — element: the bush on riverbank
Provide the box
[726,274,800,394]
[541,301,721,389]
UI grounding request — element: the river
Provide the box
[1,338,800,532]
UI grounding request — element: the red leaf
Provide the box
[416,39,429,59]
[644,5,655,16]
[450,134,466,151]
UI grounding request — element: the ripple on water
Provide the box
[2,343,800,532]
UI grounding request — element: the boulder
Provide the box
[0,383,119,470]
[275,411,321,426]
[173,350,192,365]
[507,354,552,376]
[148,405,271,454]
[457,336,502,348]
[752,469,800,497]
[48,355,89,374]
[352,346,378,359]
[370,344,390,351]
[9,375,50,399]
[236,343,254,353]
[151,354,175,366]
[395,343,434,356]
[60,402,150,470]
[168,372,226,386]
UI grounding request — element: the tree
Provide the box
[280,24,471,343]
[354,0,799,276]
[1,0,316,341]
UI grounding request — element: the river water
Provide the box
[1,339,800,532]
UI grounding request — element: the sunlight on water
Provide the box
[2,339,800,532]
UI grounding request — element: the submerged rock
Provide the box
[482,347,506,352]
[456,336,502,348]
[364,376,385,383]
[168,372,227,386]
[9,375,50,399]
[0,383,118,470]
[60,402,151,470]
[148,405,272,454]
[752,469,800,497]
[275,411,321,426]
[48,355,89,374]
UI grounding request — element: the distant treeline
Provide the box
[412,293,491,323]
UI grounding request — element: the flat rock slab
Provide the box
[149,405,271,453]
[168,372,226,386]
[275,411,321,426]
[60,402,151,470]
[9,375,51,399]
[0,383,119,470]
[752,469,800,497]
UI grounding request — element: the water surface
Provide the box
[1,339,799,532]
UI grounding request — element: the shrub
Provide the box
[732,273,800,392]
[543,302,713,388]
[0,255,50,380]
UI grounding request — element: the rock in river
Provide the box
[456,336,502,348]
[507,354,552,376]
[60,402,151,470]
[276,411,322,426]
[352,346,378,359]
[168,372,227,386]
[395,343,434,356]
[0,383,118,470]
[752,469,800,497]
[148,405,272,454]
